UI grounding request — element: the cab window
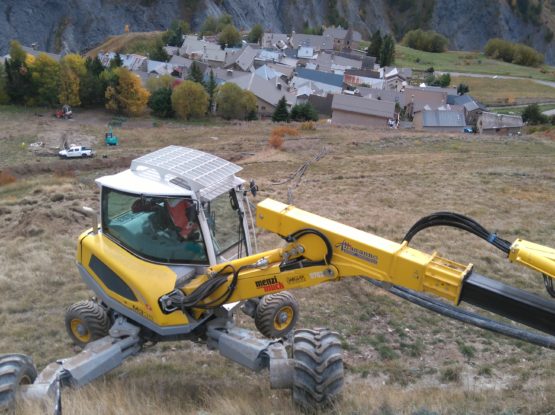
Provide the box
[204,191,245,257]
[101,187,208,264]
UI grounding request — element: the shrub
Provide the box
[300,121,316,130]
[402,29,448,53]
[484,38,544,67]
[273,126,299,137]
[522,103,548,125]
[290,102,319,122]
[268,132,284,150]
[0,170,16,186]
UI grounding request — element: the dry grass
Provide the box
[85,31,165,58]
[452,76,555,106]
[1,107,554,414]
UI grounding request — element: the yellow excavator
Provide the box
[1,146,554,413]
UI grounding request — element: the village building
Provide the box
[477,112,524,135]
[413,109,468,132]
[331,94,396,127]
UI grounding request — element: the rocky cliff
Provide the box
[1,0,554,64]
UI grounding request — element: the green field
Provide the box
[387,45,555,81]
[490,103,555,115]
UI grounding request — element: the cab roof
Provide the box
[96,146,244,200]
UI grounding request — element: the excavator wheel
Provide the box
[254,291,299,338]
[0,354,37,411]
[65,300,111,347]
[291,328,344,412]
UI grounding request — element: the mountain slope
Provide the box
[1,0,554,64]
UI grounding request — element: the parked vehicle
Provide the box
[58,146,94,158]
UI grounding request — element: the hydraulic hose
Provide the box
[361,277,555,350]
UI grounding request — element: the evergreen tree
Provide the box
[272,96,289,122]
[149,38,170,62]
[379,35,395,67]
[0,63,8,104]
[206,69,217,113]
[148,87,174,118]
[290,102,319,121]
[80,57,106,107]
[368,30,382,60]
[457,83,469,95]
[188,61,204,85]
[110,53,123,69]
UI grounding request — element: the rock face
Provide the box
[1,0,554,64]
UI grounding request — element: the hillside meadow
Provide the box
[0,108,554,414]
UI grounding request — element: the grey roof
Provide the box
[265,62,294,78]
[169,55,193,68]
[295,68,344,87]
[261,33,289,48]
[229,73,295,107]
[323,27,362,42]
[446,94,485,112]
[213,67,250,83]
[422,110,467,127]
[316,52,362,71]
[231,46,259,71]
[21,46,61,62]
[361,89,406,107]
[290,34,334,51]
[332,94,395,118]
[480,112,524,129]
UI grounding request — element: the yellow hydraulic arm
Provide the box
[169,198,555,340]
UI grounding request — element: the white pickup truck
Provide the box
[59,146,94,158]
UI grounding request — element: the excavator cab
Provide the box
[94,146,254,268]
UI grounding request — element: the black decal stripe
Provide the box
[89,255,137,301]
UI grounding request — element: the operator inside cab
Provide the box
[102,187,208,264]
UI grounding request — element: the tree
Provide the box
[163,20,190,47]
[146,74,175,93]
[522,103,548,125]
[290,102,319,122]
[0,63,9,104]
[171,80,208,120]
[80,57,107,107]
[379,35,395,67]
[149,38,170,62]
[5,40,33,104]
[148,87,174,118]
[59,54,86,107]
[401,29,448,53]
[30,53,60,107]
[457,83,469,95]
[188,61,204,85]
[272,96,289,122]
[368,30,382,60]
[200,16,218,36]
[105,67,150,116]
[218,24,241,48]
[216,83,257,120]
[206,69,217,113]
[248,24,264,44]
[110,53,123,69]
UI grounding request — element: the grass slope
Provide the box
[394,45,555,81]
[0,108,554,414]
[85,31,165,58]
[451,76,555,106]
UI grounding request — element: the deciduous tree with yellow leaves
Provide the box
[30,53,60,107]
[59,54,86,107]
[105,67,150,116]
[171,80,208,120]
